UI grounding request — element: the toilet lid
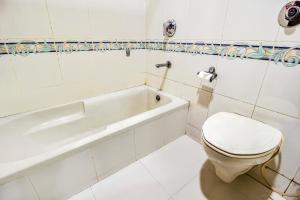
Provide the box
[202,112,282,155]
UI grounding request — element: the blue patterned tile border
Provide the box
[0,40,299,67]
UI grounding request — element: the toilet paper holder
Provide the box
[197,67,218,82]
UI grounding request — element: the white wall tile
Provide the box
[187,0,229,41]
[0,0,52,39]
[146,51,168,77]
[185,124,203,143]
[222,0,283,41]
[29,150,97,200]
[252,107,300,179]
[146,72,189,99]
[277,26,300,43]
[11,53,62,90]
[0,56,22,116]
[215,57,268,104]
[89,0,145,40]
[146,73,163,89]
[146,0,189,39]
[46,0,91,39]
[161,79,183,97]
[0,177,38,200]
[257,53,300,119]
[58,50,145,106]
[0,57,16,88]
[164,53,218,88]
[59,52,101,84]
[0,53,64,115]
[182,86,211,130]
[91,51,145,92]
[208,93,254,117]
[91,131,135,179]
[19,84,73,114]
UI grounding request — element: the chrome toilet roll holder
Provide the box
[197,67,218,82]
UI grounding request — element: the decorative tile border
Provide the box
[0,40,299,67]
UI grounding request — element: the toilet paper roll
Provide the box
[197,71,213,81]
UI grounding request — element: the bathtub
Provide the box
[0,86,188,199]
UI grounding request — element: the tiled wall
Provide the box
[0,0,146,117]
[145,0,300,198]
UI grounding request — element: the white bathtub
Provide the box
[0,86,188,199]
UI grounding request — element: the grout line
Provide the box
[139,160,172,198]
[187,123,202,132]
[170,173,201,198]
[283,180,293,195]
[139,148,204,199]
[89,187,98,200]
[219,0,230,42]
[26,176,41,200]
[133,129,138,161]
[254,105,300,120]
[89,149,101,182]
[246,174,277,195]
[204,90,213,119]
[54,52,64,83]
[251,26,281,118]
[292,167,300,184]
[145,72,210,92]
[266,166,293,181]
[250,61,270,118]
[44,0,54,37]
[146,72,253,105]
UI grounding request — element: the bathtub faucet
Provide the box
[155,61,171,68]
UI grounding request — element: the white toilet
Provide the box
[202,112,282,183]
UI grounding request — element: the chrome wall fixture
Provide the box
[155,61,171,68]
[278,1,300,28]
[163,19,176,37]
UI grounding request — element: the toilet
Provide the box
[202,112,282,183]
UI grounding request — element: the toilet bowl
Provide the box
[202,112,282,183]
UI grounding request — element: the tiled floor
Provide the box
[68,135,285,200]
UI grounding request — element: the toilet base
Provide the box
[210,160,252,183]
[202,139,275,183]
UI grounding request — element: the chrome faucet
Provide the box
[155,61,171,68]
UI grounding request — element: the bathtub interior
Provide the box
[0,87,172,163]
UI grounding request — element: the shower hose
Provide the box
[260,138,300,197]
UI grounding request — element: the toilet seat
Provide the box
[202,112,282,158]
[202,135,279,159]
